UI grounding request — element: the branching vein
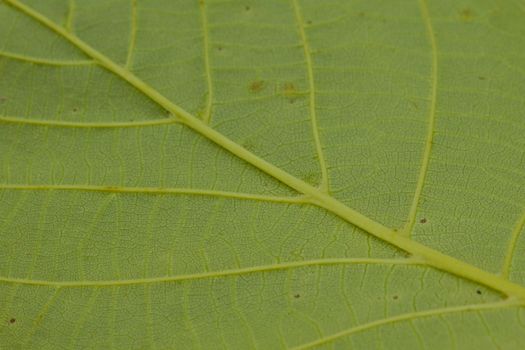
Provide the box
[0,49,93,66]
[198,0,214,124]
[502,209,525,278]
[125,0,137,69]
[292,299,524,349]
[0,258,422,287]
[403,0,439,237]
[65,0,75,32]
[0,183,307,204]
[0,115,178,128]
[291,0,329,192]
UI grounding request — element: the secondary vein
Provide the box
[292,298,524,349]
[198,0,214,124]
[403,0,439,237]
[291,0,329,192]
[0,183,306,204]
[501,209,525,278]
[125,0,137,69]
[0,258,421,287]
[0,115,177,128]
[0,49,93,66]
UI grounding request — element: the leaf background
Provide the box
[0,0,525,349]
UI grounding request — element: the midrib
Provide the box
[5,0,525,301]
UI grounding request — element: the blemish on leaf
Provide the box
[0,96,6,103]
[419,218,427,224]
[245,5,250,11]
[476,289,482,295]
[72,107,78,112]
[459,8,474,22]
[9,318,15,324]
[249,80,265,93]
[283,82,298,103]
[306,20,312,25]
[392,295,398,300]
[294,294,300,299]
[283,82,296,94]
[217,46,223,52]
[478,76,486,80]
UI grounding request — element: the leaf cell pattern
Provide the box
[1,0,525,349]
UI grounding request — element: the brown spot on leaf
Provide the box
[476,289,482,295]
[9,318,15,324]
[283,82,296,93]
[217,46,223,51]
[459,8,474,22]
[419,218,427,224]
[283,82,299,103]
[392,295,398,300]
[294,294,300,299]
[249,80,264,93]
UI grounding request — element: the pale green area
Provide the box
[0,0,525,349]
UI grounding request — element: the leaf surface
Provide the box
[1,0,525,349]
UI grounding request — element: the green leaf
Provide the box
[1,0,524,348]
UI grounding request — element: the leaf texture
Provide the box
[0,0,525,349]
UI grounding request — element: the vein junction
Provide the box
[3,0,525,304]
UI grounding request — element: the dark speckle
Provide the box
[217,46,223,51]
[419,218,427,224]
[245,5,250,11]
[249,80,264,93]
[72,107,78,112]
[306,20,312,25]
[283,82,298,103]
[294,294,300,299]
[9,318,15,324]
[476,289,482,295]
[392,295,398,300]
[459,8,474,22]
[478,76,486,80]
